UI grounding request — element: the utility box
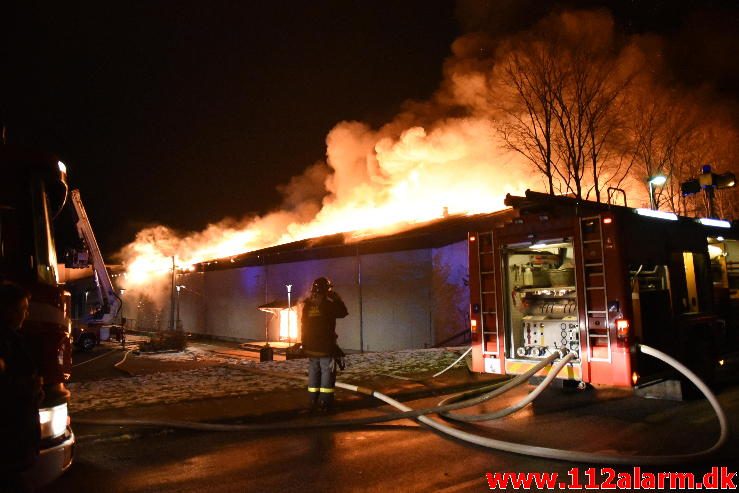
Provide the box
[260,344,274,362]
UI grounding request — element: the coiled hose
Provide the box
[75,344,729,465]
[437,352,576,422]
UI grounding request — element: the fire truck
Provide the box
[468,190,738,389]
[67,189,124,350]
[1,146,75,485]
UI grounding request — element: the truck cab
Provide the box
[1,146,75,487]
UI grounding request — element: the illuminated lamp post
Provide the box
[169,256,176,330]
[648,174,667,210]
[84,289,90,317]
[175,285,185,330]
[286,284,293,345]
[119,288,127,347]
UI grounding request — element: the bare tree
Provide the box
[622,84,739,217]
[490,10,739,216]
[494,11,636,200]
[620,86,699,211]
[495,37,560,195]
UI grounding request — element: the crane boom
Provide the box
[70,189,121,324]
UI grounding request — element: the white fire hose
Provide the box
[432,347,472,378]
[437,352,576,422]
[75,344,729,465]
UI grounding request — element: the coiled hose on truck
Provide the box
[75,344,729,465]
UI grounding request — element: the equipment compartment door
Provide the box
[502,238,580,362]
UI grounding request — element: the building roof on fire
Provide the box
[199,189,739,273]
[198,207,517,272]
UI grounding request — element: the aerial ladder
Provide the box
[68,189,124,349]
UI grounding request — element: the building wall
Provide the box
[176,272,206,333]
[431,240,470,345]
[172,241,468,350]
[263,256,359,348]
[202,266,266,340]
[359,249,432,350]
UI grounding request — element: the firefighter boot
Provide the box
[318,391,334,414]
[307,392,320,414]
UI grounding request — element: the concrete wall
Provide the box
[169,241,468,350]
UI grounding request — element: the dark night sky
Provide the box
[2,1,738,256]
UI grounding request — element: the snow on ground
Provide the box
[67,346,467,413]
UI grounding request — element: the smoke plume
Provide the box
[119,8,738,304]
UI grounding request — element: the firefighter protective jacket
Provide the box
[301,292,348,356]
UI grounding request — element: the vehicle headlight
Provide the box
[39,403,68,440]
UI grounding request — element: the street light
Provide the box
[681,164,736,218]
[175,284,185,330]
[648,174,667,210]
[286,284,293,345]
[83,289,90,319]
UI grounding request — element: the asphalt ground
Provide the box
[69,337,504,438]
[45,370,739,493]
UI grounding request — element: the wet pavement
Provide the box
[45,378,739,492]
[52,337,739,492]
[68,338,502,439]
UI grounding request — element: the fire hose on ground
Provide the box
[74,344,729,465]
[71,341,140,369]
[437,352,576,422]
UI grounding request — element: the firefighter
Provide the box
[0,282,41,493]
[301,277,348,413]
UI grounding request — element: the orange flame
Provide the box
[118,8,738,298]
[120,118,531,288]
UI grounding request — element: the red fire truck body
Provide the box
[1,147,75,485]
[469,190,737,387]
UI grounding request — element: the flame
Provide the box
[120,117,531,289]
[121,9,706,293]
[280,308,298,341]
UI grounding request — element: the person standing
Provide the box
[0,282,41,493]
[301,277,348,413]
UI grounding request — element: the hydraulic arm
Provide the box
[69,189,121,324]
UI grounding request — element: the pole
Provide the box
[649,181,655,210]
[176,286,181,331]
[286,284,292,344]
[357,246,364,353]
[170,256,176,331]
[263,255,269,344]
[706,187,717,218]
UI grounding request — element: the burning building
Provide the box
[123,210,512,351]
[116,8,738,350]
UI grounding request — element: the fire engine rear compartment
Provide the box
[474,218,711,386]
[471,223,586,382]
[503,239,580,363]
[470,206,590,382]
[470,191,739,389]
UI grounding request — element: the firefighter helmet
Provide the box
[311,277,332,294]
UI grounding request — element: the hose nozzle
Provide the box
[557,348,570,358]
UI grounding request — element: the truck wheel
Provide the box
[80,334,96,351]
